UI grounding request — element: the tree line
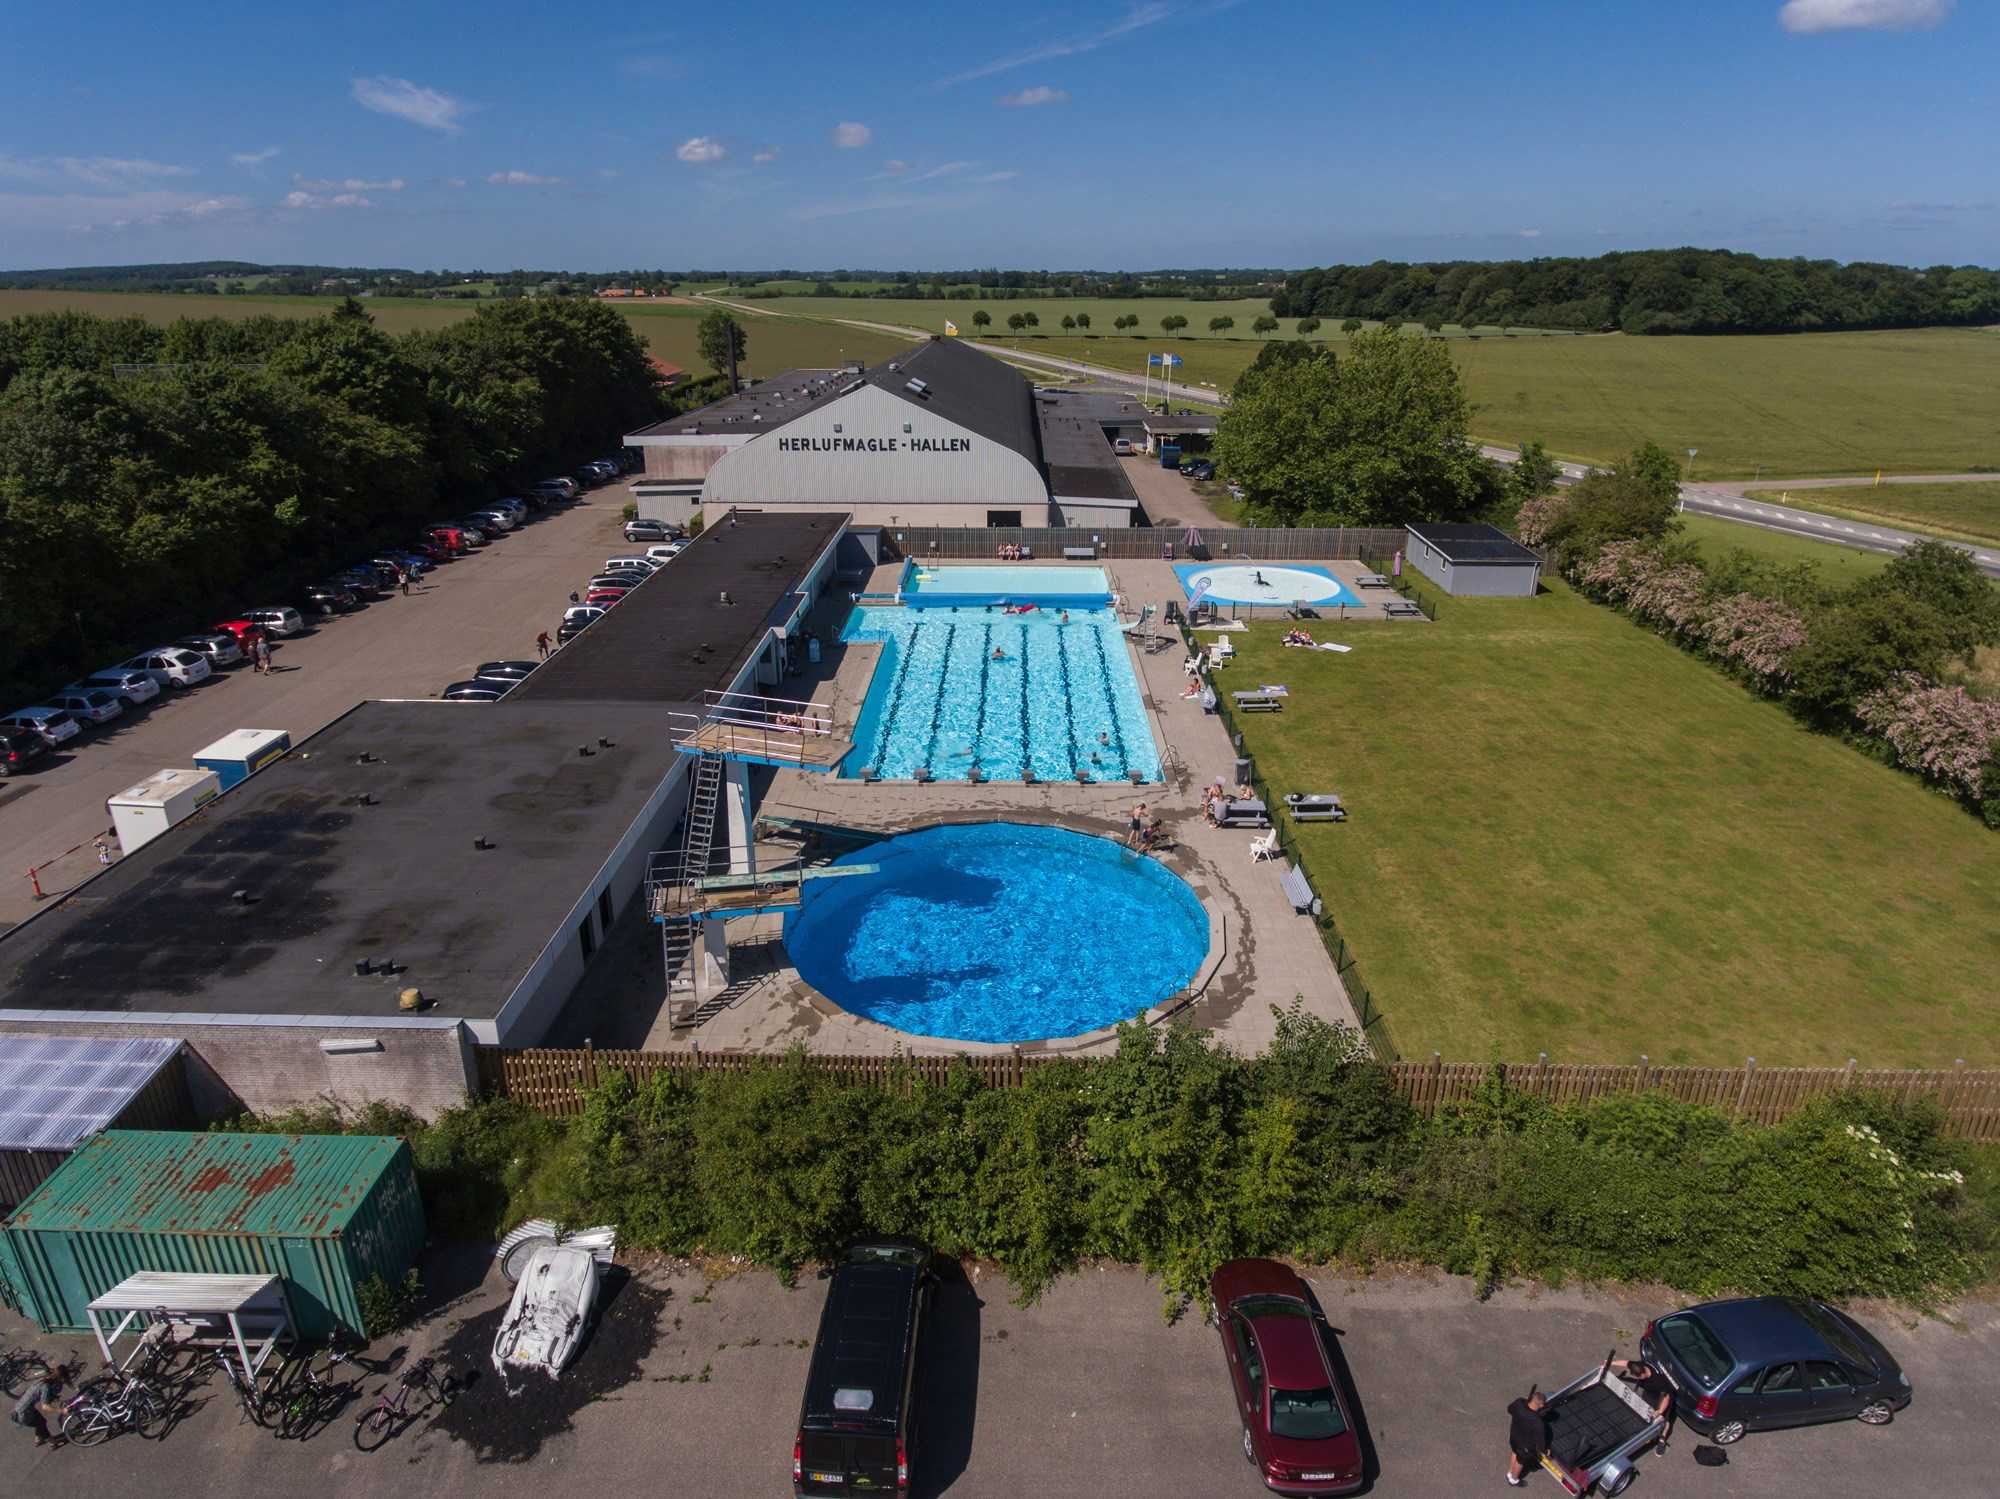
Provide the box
[1271,248,2000,334]
[0,298,662,700]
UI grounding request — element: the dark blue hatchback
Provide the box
[1640,1296,1911,1447]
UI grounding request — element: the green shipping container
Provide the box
[0,1131,424,1340]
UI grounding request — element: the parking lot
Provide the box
[0,492,636,928]
[4,1261,1985,1498]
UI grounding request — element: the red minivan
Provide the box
[1211,1259,1364,1495]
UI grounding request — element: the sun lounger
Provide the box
[1355,571,1393,588]
[1284,793,1346,823]
[1278,863,1316,913]
[1212,636,1236,658]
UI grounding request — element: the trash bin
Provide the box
[1234,754,1253,786]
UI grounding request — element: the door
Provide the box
[1230,1313,1265,1439]
[1746,1362,1816,1429]
[1804,1360,1865,1422]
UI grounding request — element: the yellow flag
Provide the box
[944,320,959,336]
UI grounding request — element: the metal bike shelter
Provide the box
[87,1271,295,1384]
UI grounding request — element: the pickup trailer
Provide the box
[1537,1354,1667,1496]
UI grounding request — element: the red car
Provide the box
[211,619,268,651]
[1211,1260,1363,1495]
[584,584,632,606]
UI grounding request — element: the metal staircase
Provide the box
[661,750,725,992]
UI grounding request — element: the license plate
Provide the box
[1301,1474,1338,1482]
[809,1474,841,1485]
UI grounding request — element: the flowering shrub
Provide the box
[1856,672,2000,800]
[1701,593,1809,687]
[1512,492,1570,547]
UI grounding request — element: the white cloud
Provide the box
[1778,0,1952,32]
[939,2,1174,86]
[972,170,1020,184]
[293,174,406,192]
[487,170,566,185]
[676,136,727,164]
[831,121,873,149]
[911,161,973,182]
[1,154,197,189]
[1518,228,1542,238]
[752,148,780,164]
[230,146,280,166]
[880,159,910,175]
[350,76,468,132]
[284,189,376,209]
[999,86,1070,107]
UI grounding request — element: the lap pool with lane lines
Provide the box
[1173,562,1362,608]
[840,603,1162,782]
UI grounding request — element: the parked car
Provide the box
[489,497,530,522]
[588,575,647,594]
[402,539,448,563]
[213,619,271,652]
[442,679,510,701]
[540,476,579,498]
[793,1241,934,1497]
[121,648,213,689]
[562,604,607,628]
[73,668,161,706]
[0,726,51,776]
[556,617,593,645]
[1210,1259,1363,1496]
[463,509,514,534]
[333,566,389,595]
[1182,459,1217,480]
[373,553,429,578]
[602,556,661,575]
[529,483,571,506]
[624,519,674,542]
[174,632,245,668]
[346,560,400,589]
[1641,1297,1910,1447]
[1114,437,1136,456]
[49,688,125,727]
[475,660,540,681]
[0,707,82,747]
[648,539,691,560]
[240,606,305,637]
[306,584,356,615]
[426,525,474,553]
[584,585,633,607]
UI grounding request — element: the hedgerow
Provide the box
[234,1011,1991,1312]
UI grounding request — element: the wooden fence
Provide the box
[889,526,1409,561]
[473,1046,2000,1139]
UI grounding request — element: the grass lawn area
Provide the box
[1753,481,2000,545]
[1223,583,2000,1067]
[1677,514,1892,586]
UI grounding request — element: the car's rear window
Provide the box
[1270,1385,1346,1441]
[1659,1314,1735,1390]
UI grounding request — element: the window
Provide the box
[1793,1302,1876,1371]
[1804,1362,1851,1392]
[1657,1314,1735,1390]
[577,913,596,961]
[986,510,1023,528]
[1269,1386,1347,1441]
[1759,1363,1801,1394]
[597,888,614,930]
[1230,1315,1264,1393]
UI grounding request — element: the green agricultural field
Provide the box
[1745,480,2000,545]
[747,295,1295,338]
[1226,585,2000,1067]
[0,287,475,334]
[1677,514,1893,586]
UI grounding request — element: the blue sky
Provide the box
[2,0,1994,272]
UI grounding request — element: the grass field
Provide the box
[1225,585,2000,1066]
[1677,514,1893,586]
[1748,480,2000,545]
[0,288,908,383]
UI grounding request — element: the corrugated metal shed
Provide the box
[0,1036,191,1209]
[0,1131,424,1338]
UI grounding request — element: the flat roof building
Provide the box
[626,338,1144,529]
[1404,522,1544,597]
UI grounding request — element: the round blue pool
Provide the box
[783,822,1209,1043]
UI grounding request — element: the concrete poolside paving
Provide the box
[627,558,1389,1058]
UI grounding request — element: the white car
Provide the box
[646,541,690,561]
[0,707,81,746]
[492,1244,599,1380]
[174,633,245,668]
[242,607,306,637]
[49,689,125,727]
[489,498,530,523]
[562,604,607,627]
[540,476,579,498]
[122,648,213,689]
[74,669,161,705]
[602,556,661,575]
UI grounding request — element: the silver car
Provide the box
[74,669,161,705]
[242,607,305,636]
[121,648,213,689]
[0,707,81,746]
[175,633,246,668]
[49,689,125,727]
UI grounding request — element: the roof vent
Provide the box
[887,362,898,371]
[905,378,929,396]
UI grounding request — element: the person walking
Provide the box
[94,836,111,867]
[1506,1389,1549,1487]
[536,630,551,659]
[11,1364,67,1448]
[254,637,272,674]
[398,568,410,596]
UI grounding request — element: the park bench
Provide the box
[1284,792,1346,823]
[1062,545,1096,560]
[1278,863,1316,914]
[1382,598,1426,618]
[1232,692,1282,713]
[1355,571,1393,589]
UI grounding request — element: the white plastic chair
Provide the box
[1248,829,1280,861]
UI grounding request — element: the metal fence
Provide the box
[890,526,1409,561]
[472,1046,2000,1139]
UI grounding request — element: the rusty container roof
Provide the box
[5,1130,406,1238]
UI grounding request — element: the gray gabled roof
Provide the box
[860,338,1042,467]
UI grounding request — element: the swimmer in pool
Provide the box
[992,646,1006,660]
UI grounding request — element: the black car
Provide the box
[556,618,593,645]
[794,1241,934,1497]
[1641,1296,1910,1447]
[475,660,540,681]
[441,679,509,701]
[1182,459,1217,480]
[306,583,357,613]
[0,726,51,777]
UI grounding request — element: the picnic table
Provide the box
[1355,571,1394,589]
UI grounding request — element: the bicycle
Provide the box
[263,1343,357,1441]
[209,1349,275,1428]
[352,1355,455,1452]
[58,1366,167,1447]
[1,1345,53,1397]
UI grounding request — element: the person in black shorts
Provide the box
[1612,1357,1675,1451]
[1506,1389,1548,1486]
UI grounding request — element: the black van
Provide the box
[793,1241,934,1496]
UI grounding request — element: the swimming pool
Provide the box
[901,562,1113,609]
[1175,562,1362,609]
[841,604,1161,782]
[784,822,1209,1043]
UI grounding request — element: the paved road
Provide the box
[0,494,634,927]
[5,1260,1983,1499]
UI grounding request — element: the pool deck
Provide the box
[618,557,1374,1059]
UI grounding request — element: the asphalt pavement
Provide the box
[4,1259,1986,1499]
[0,493,636,928]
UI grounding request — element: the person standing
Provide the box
[536,630,551,659]
[398,568,410,596]
[254,637,272,674]
[1507,1389,1549,1487]
[94,836,111,867]
[11,1364,66,1448]
[1611,1358,1675,1450]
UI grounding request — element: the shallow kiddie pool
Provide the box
[783,822,1209,1043]
[1174,562,1361,608]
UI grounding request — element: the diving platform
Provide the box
[669,689,849,772]
[647,853,876,922]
